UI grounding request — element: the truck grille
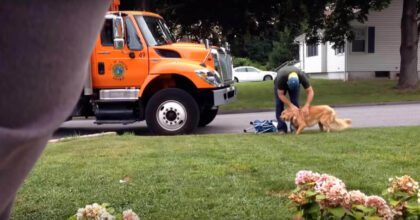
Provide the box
[212,48,233,86]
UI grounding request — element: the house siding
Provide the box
[326,42,346,80]
[295,1,420,80]
[301,42,323,73]
[347,1,420,75]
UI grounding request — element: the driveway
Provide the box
[54,103,420,138]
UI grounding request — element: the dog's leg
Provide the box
[320,116,333,133]
[322,121,331,133]
[295,125,305,135]
[325,121,332,133]
[318,122,324,132]
[326,125,331,133]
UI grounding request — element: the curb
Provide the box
[48,132,117,143]
[219,101,420,115]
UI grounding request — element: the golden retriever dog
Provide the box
[280,105,352,135]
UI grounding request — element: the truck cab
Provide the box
[72,12,236,135]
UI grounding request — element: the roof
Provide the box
[294,34,305,42]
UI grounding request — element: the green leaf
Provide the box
[68,215,77,220]
[406,207,420,216]
[307,202,320,217]
[343,215,355,220]
[353,205,376,215]
[292,210,304,220]
[351,211,364,220]
[327,207,346,218]
[393,190,411,199]
[101,203,110,208]
[114,213,123,220]
[287,201,300,210]
[388,198,400,206]
[306,190,317,197]
[407,198,420,207]
[381,189,389,196]
[107,207,115,214]
[316,194,326,200]
[364,217,382,220]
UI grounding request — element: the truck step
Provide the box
[94,120,138,125]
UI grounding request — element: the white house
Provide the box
[295,1,420,81]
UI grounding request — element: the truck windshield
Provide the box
[135,16,175,46]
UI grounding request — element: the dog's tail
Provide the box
[330,117,352,131]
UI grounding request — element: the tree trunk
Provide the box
[398,0,419,89]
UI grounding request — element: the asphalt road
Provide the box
[54,103,420,138]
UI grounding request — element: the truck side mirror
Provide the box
[113,17,125,49]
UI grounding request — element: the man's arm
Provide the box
[277,89,299,112]
[301,86,314,115]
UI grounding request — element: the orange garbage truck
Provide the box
[70,11,236,135]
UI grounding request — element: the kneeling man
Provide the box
[274,66,314,133]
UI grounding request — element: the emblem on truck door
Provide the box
[111,61,127,80]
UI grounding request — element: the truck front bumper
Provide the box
[212,85,236,106]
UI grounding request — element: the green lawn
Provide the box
[221,79,420,111]
[12,127,420,219]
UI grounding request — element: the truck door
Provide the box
[92,16,149,89]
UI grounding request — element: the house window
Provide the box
[307,44,318,57]
[335,44,345,55]
[352,28,366,52]
[375,71,390,78]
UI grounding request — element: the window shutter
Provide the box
[368,27,375,53]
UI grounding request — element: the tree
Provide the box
[149,0,419,89]
[120,0,420,87]
[399,0,418,89]
[268,29,299,69]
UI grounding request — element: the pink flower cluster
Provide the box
[123,209,140,220]
[295,170,321,189]
[365,196,393,220]
[342,190,367,210]
[314,174,347,208]
[387,175,420,218]
[291,171,394,219]
[388,175,419,195]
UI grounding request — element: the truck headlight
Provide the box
[195,69,222,87]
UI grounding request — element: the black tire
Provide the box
[145,88,199,135]
[198,107,219,127]
[263,75,273,81]
[234,77,239,83]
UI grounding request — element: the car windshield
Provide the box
[135,15,175,46]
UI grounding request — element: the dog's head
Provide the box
[280,108,295,122]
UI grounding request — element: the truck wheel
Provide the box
[145,88,199,135]
[198,107,218,127]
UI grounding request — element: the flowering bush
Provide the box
[383,175,420,219]
[287,171,401,220]
[68,203,140,220]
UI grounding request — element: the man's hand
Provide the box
[290,104,299,114]
[301,105,310,116]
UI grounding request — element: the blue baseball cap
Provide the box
[287,72,300,90]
